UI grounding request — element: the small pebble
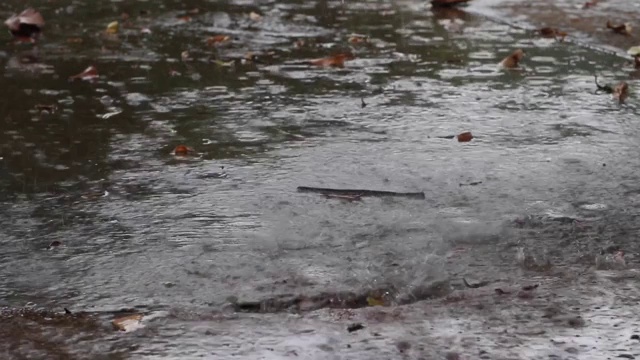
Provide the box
[631,334,639,340]
[445,351,460,360]
[396,341,411,353]
[347,323,364,333]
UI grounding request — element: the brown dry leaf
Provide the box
[173,145,196,156]
[613,82,629,104]
[35,104,57,114]
[177,15,192,23]
[249,12,262,21]
[188,8,200,15]
[69,65,98,81]
[348,35,369,44]
[309,53,355,68]
[67,37,83,43]
[112,314,143,332]
[499,49,525,68]
[606,21,632,36]
[206,35,230,46]
[539,27,567,41]
[583,0,598,9]
[457,131,473,142]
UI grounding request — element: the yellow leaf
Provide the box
[366,296,385,307]
[106,21,119,34]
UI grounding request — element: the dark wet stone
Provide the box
[567,316,585,328]
[445,351,460,360]
[565,347,578,354]
[347,323,364,333]
[631,334,640,340]
[396,340,411,353]
[618,355,635,359]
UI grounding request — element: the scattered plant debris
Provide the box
[5,8,44,42]
[457,131,473,142]
[69,66,98,81]
[613,82,629,104]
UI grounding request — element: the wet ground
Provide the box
[1,0,640,359]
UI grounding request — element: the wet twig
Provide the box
[297,186,426,199]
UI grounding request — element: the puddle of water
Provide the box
[1,0,640,359]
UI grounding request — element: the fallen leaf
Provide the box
[106,21,119,34]
[178,16,192,22]
[169,69,181,77]
[173,145,196,156]
[457,131,473,142]
[628,46,640,56]
[348,35,369,44]
[294,39,307,48]
[48,240,62,248]
[499,49,525,68]
[249,12,262,21]
[538,27,567,41]
[583,0,598,9]
[606,21,632,36]
[5,8,45,41]
[112,314,143,332]
[69,66,98,81]
[66,37,83,43]
[212,59,234,67]
[366,296,385,306]
[140,28,152,35]
[309,53,355,68]
[35,104,57,114]
[206,35,230,46]
[188,8,200,15]
[181,51,191,62]
[613,82,629,104]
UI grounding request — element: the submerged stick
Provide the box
[297,186,425,199]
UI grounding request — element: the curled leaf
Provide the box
[613,82,629,104]
[499,49,525,69]
[48,240,62,249]
[173,145,196,156]
[606,21,632,36]
[69,66,98,81]
[309,53,355,68]
[206,35,230,46]
[106,21,119,34]
[112,314,143,332]
[457,131,473,142]
[5,8,45,41]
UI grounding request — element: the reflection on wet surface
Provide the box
[1,0,640,358]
